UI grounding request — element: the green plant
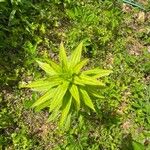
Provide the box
[64,1,122,56]
[21,42,112,127]
[11,127,33,150]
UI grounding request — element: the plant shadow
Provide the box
[120,133,134,150]
[81,101,121,130]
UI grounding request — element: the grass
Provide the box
[0,0,150,149]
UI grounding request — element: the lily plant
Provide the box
[21,42,112,127]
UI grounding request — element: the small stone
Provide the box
[122,3,132,13]
[148,46,150,53]
[137,11,145,23]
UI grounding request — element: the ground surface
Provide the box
[0,1,150,150]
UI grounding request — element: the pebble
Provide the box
[148,46,150,53]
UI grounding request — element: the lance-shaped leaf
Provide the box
[20,79,49,88]
[31,85,56,92]
[80,88,95,111]
[82,68,112,78]
[69,84,80,110]
[47,106,60,122]
[86,86,104,99]
[64,113,71,130]
[73,59,89,74]
[47,76,63,83]
[60,93,72,127]
[37,60,57,76]
[31,88,55,108]
[69,42,83,68]
[73,76,85,86]
[34,100,51,112]
[59,42,68,69]
[47,60,61,72]
[90,93,104,99]
[20,79,60,91]
[75,75,105,86]
[50,82,69,111]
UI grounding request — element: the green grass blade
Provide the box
[123,0,145,10]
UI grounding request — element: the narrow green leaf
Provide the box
[20,80,50,88]
[74,76,85,86]
[31,85,56,92]
[34,100,51,112]
[36,60,56,75]
[76,75,105,86]
[60,95,72,127]
[20,79,57,90]
[87,87,104,99]
[47,76,63,82]
[69,42,83,68]
[80,88,95,111]
[65,113,71,130]
[30,87,50,92]
[73,59,89,73]
[82,68,112,78]
[47,107,60,122]
[59,42,68,69]
[21,78,62,92]
[50,82,69,111]
[90,92,104,99]
[69,84,80,110]
[31,88,55,108]
[46,60,61,72]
